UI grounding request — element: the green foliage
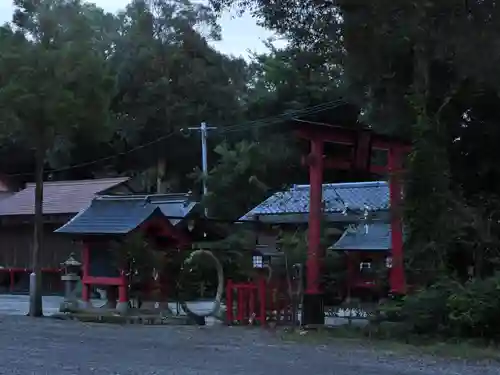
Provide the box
[210,0,500,339]
[0,0,116,169]
[204,136,301,219]
[378,274,500,341]
[108,0,249,190]
[211,0,500,283]
[5,0,500,338]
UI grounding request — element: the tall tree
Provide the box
[206,46,343,219]
[108,0,248,192]
[0,0,115,315]
[211,0,500,282]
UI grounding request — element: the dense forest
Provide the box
[3,0,500,339]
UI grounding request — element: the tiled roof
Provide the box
[241,181,389,220]
[330,223,392,252]
[0,192,14,201]
[0,177,129,216]
[56,193,199,235]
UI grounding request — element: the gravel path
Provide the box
[0,315,499,375]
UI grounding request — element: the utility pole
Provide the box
[187,122,216,216]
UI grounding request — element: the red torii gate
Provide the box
[293,120,410,325]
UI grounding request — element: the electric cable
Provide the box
[219,100,347,133]
[3,99,348,178]
[6,131,178,177]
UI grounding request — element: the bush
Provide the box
[377,274,500,341]
[446,274,500,339]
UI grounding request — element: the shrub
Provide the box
[377,274,500,341]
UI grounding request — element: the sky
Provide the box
[0,0,281,58]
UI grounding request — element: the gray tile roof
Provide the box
[241,181,389,220]
[0,177,129,216]
[330,223,392,252]
[56,194,199,235]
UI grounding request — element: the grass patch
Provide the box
[280,324,500,361]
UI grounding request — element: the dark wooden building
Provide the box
[0,177,132,292]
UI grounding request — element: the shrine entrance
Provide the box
[290,110,410,325]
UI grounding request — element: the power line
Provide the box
[6,131,177,178]
[3,100,347,178]
[219,100,346,133]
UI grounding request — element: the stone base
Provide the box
[59,300,79,313]
[116,301,129,314]
[78,300,92,309]
[104,300,117,309]
[302,293,325,327]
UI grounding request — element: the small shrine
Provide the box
[329,222,399,301]
[55,193,213,312]
[242,180,394,302]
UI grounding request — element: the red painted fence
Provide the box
[226,278,293,326]
[0,268,62,294]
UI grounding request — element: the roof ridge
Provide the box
[293,181,387,190]
[25,177,129,187]
[97,193,191,201]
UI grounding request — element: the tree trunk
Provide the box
[28,142,45,317]
[156,156,165,193]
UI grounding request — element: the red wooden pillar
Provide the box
[237,286,245,322]
[303,137,325,325]
[346,253,354,301]
[9,269,15,292]
[81,242,91,306]
[116,270,128,313]
[388,146,406,294]
[226,279,234,324]
[258,277,266,326]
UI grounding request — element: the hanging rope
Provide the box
[178,249,224,318]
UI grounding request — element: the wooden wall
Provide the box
[0,223,82,268]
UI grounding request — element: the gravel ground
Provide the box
[0,316,499,375]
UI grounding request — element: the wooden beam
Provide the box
[305,156,389,175]
[294,128,356,145]
[294,126,411,151]
[354,131,372,171]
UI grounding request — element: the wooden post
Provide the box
[81,243,91,307]
[249,286,256,323]
[237,286,245,323]
[116,270,128,314]
[9,269,14,292]
[303,137,325,325]
[258,277,266,326]
[388,146,406,294]
[354,130,372,171]
[346,253,354,303]
[226,279,233,324]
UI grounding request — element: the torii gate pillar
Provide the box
[296,124,408,326]
[302,137,325,325]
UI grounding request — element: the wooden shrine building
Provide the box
[242,180,394,301]
[55,193,211,311]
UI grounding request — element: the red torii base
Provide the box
[295,123,409,326]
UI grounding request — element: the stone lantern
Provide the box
[59,253,82,312]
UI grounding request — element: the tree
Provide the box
[205,44,347,219]
[0,0,115,316]
[211,0,500,283]
[107,0,249,192]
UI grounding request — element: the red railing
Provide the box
[226,278,293,326]
[0,268,62,293]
